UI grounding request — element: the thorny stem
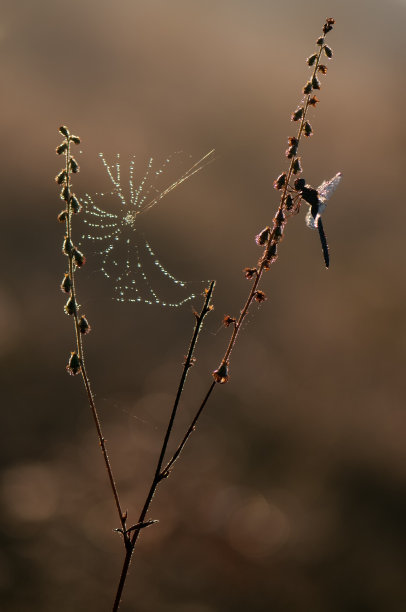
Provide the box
[62,134,127,536]
[112,281,215,611]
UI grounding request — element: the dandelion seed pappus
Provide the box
[80,149,214,307]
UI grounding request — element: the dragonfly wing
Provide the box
[317,172,342,201]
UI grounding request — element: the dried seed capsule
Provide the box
[64,296,77,316]
[318,64,328,75]
[275,209,285,225]
[255,227,271,246]
[66,352,81,375]
[303,81,313,95]
[59,126,70,137]
[70,195,82,214]
[324,45,333,58]
[254,290,267,303]
[57,210,68,223]
[55,170,67,185]
[285,195,294,210]
[60,273,72,293]
[223,315,236,328]
[69,157,79,173]
[213,361,229,384]
[316,36,324,45]
[70,135,81,144]
[62,236,74,256]
[72,248,86,268]
[60,185,70,201]
[308,96,319,106]
[56,142,68,155]
[303,121,313,137]
[244,267,257,279]
[291,107,304,122]
[273,173,287,190]
[312,76,321,90]
[78,315,91,335]
[307,53,318,66]
[292,158,302,174]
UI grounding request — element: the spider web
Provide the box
[80,150,214,307]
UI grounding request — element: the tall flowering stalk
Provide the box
[55,127,128,538]
[213,17,337,384]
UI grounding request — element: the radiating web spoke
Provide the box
[80,151,213,307]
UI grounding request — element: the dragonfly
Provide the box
[293,172,342,268]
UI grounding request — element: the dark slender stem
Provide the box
[112,281,215,611]
[162,380,216,476]
[62,133,127,535]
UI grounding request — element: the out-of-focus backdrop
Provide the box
[1,1,405,610]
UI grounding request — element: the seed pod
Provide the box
[56,142,68,155]
[78,315,91,335]
[307,53,318,66]
[70,195,82,214]
[303,81,313,95]
[291,107,304,122]
[70,135,81,144]
[66,352,81,375]
[55,170,67,185]
[60,273,72,293]
[59,126,70,137]
[62,236,74,256]
[255,227,270,246]
[273,173,287,190]
[69,157,79,173]
[254,290,267,303]
[324,45,333,58]
[72,248,86,268]
[64,296,77,316]
[213,362,229,384]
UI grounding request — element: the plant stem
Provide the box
[63,134,127,535]
[112,281,215,611]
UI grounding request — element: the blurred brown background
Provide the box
[1,1,406,610]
